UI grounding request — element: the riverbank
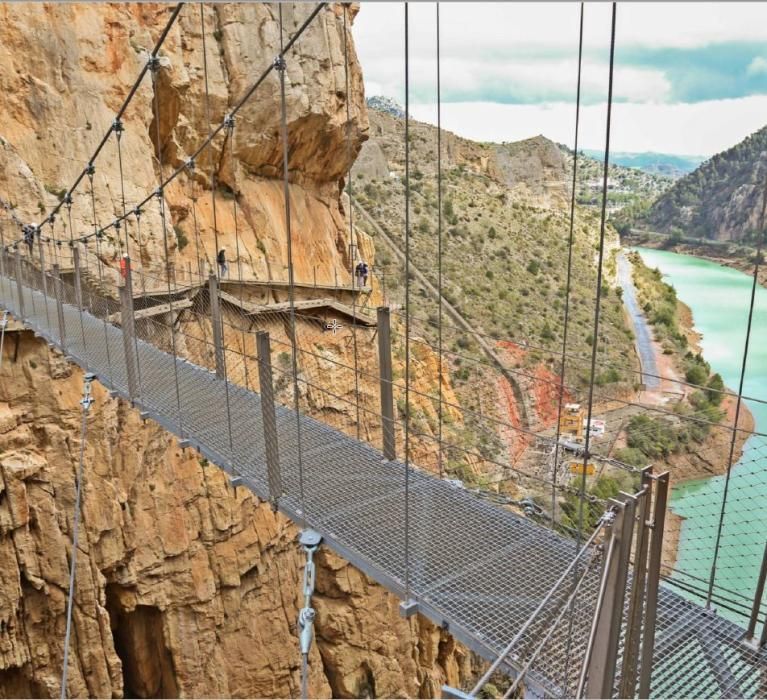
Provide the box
[632,238,767,289]
[629,248,758,577]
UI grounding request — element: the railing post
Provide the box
[582,495,636,699]
[619,468,653,699]
[37,232,49,299]
[119,257,139,401]
[256,330,281,507]
[377,307,396,461]
[14,248,24,319]
[72,246,84,310]
[208,273,225,379]
[52,264,67,351]
[745,541,767,647]
[638,471,670,699]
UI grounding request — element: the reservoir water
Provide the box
[635,247,767,623]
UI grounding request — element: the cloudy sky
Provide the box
[353,2,767,156]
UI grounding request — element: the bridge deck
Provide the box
[1,271,764,698]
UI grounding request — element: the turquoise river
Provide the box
[635,247,767,624]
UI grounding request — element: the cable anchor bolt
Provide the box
[80,372,96,410]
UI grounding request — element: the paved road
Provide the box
[618,251,661,391]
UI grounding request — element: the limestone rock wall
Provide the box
[0,2,369,290]
[0,332,473,697]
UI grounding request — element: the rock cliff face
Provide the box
[0,3,475,697]
[641,124,767,242]
[0,2,369,289]
[0,332,472,697]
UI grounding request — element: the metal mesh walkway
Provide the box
[1,268,765,698]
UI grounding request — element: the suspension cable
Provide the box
[60,372,95,699]
[114,118,130,257]
[574,2,616,550]
[706,164,767,606]
[226,116,252,392]
[558,15,586,680]
[343,5,362,442]
[150,57,185,435]
[200,3,220,274]
[436,2,444,478]
[17,4,327,253]
[403,1,413,605]
[551,3,584,525]
[88,166,114,386]
[278,3,307,519]
[468,516,607,697]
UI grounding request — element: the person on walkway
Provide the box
[217,247,227,278]
[360,260,369,287]
[23,226,34,255]
[354,261,364,288]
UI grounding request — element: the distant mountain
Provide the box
[366,95,404,119]
[638,126,767,243]
[557,145,672,217]
[583,150,706,179]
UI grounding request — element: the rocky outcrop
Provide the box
[0,2,369,290]
[642,124,767,242]
[0,3,477,697]
[0,332,474,697]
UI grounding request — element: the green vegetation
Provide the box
[44,184,67,201]
[629,251,687,352]
[173,224,189,251]
[559,473,640,532]
[638,124,767,242]
[626,252,728,465]
[559,146,672,224]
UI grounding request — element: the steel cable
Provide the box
[706,162,767,606]
[278,3,307,519]
[342,5,362,442]
[573,3,616,550]
[150,59,185,436]
[60,375,94,699]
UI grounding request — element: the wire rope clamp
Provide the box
[80,372,96,410]
[133,207,142,221]
[273,55,287,72]
[112,117,124,136]
[155,187,163,201]
[147,55,160,72]
[185,158,195,173]
[86,163,95,177]
[399,599,418,619]
[299,529,322,553]
[223,113,235,130]
[64,193,73,207]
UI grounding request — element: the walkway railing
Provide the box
[2,246,766,698]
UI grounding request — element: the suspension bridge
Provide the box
[1,2,767,698]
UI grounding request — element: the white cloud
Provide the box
[354,2,767,59]
[408,95,767,156]
[747,56,767,76]
[352,2,767,154]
